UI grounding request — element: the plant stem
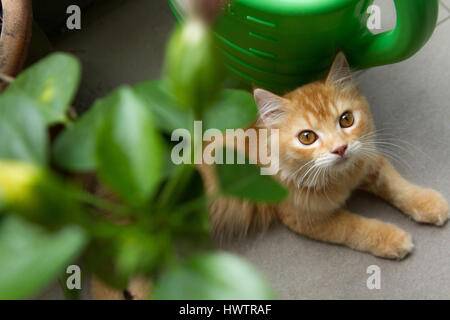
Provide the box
[71,190,131,218]
[62,106,79,128]
[59,278,81,300]
[0,73,14,84]
[157,164,195,210]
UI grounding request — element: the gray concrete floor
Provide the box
[47,0,450,299]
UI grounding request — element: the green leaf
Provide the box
[0,92,48,166]
[133,79,194,134]
[7,52,81,124]
[152,252,276,300]
[52,94,111,172]
[0,216,87,300]
[216,149,288,203]
[204,89,258,131]
[96,87,164,206]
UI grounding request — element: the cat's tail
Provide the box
[197,163,277,240]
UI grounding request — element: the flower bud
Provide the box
[176,0,228,24]
[0,161,91,229]
[0,161,41,210]
[165,17,223,117]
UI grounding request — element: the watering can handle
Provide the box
[348,0,438,69]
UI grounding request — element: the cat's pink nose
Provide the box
[332,145,348,157]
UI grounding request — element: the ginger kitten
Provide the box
[93,53,449,300]
[201,52,449,259]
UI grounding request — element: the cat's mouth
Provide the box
[332,154,352,168]
[336,156,349,164]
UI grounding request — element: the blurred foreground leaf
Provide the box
[133,79,194,134]
[7,53,81,124]
[216,149,288,203]
[152,252,276,300]
[96,87,164,206]
[53,92,112,172]
[0,216,87,299]
[0,93,48,166]
[204,89,258,131]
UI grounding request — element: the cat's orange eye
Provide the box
[298,131,317,145]
[339,111,354,128]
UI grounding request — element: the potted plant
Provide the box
[0,0,33,83]
[0,1,285,300]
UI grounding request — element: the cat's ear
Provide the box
[326,52,353,88]
[253,88,287,125]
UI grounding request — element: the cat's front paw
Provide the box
[370,224,414,260]
[407,189,449,226]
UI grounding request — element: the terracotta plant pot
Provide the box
[0,0,33,79]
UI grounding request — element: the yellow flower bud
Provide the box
[0,161,41,209]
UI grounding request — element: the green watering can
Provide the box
[169,0,438,93]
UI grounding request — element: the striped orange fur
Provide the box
[200,53,448,259]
